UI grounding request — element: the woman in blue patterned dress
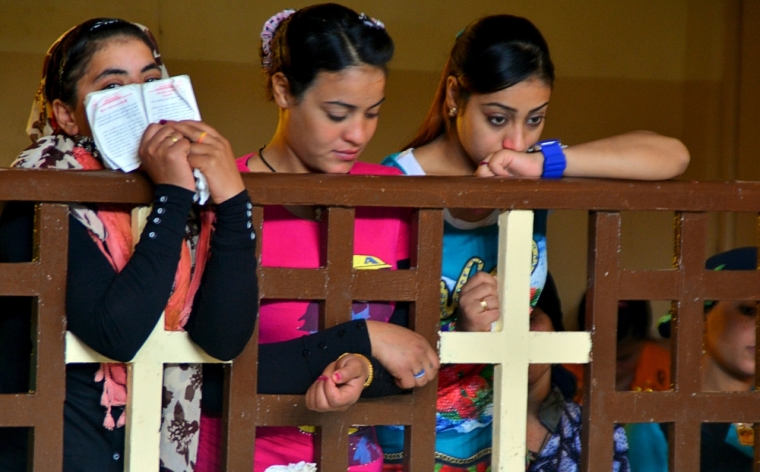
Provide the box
[379,13,687,471]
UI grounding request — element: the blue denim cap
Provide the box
[658,246,758,338]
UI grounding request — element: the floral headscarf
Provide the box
[24,20,168,142]
[13,19,206,472]
[14,20,169,242]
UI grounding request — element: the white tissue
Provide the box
[193,169,210,205]
[264,462,317,472]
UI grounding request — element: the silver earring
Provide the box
[448,106,457,117]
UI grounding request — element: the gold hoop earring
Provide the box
[448,107,457,117]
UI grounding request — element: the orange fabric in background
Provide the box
[564,341,671,404]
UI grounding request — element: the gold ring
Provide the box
[197,131,208,144]
[169,135,179,143]
[480,299,488,312]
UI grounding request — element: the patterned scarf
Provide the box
[15,20,211,471]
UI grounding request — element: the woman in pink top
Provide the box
[197,4,440,471]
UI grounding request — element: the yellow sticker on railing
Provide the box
[353,255,391,270]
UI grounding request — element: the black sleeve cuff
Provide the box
[136,184,194,251]
[210,190,256,251]
[362,357,406,398]
[299,320,372,378]
[257,320,371,394]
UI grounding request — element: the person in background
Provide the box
[626,247,757,472]
[564,297,671,404]
[526,274,630,471]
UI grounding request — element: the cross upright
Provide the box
[438,210,592,471]
[65,207,228,472]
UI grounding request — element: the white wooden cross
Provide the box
[66,316,227,472]
[65,207,228,472]
[439,210,592,471]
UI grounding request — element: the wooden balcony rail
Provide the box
[1,168,759,471]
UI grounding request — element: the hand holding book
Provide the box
[85,75,211,204]
[137,123,197,193]
[158,120,245,205]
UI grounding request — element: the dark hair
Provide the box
[262,3,394,101]
[536,275,578,400]
[45,18,157,108]
[406,14,554,149]
[658,247,758,338]
[536,272,564,332]
[578,295,651,342]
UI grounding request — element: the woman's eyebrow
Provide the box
[325,97,386,110]
[142,63,161,74]
[93,63,160,82]
[368,97,385,109]
[484,101,549,114]
[93,68,127,82]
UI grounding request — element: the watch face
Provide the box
[529,140,563,154]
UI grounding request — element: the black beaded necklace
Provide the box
[259,146,322,221]
[258,146,277,173]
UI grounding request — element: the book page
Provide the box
[143,75,201,123]
[85,84,148,172]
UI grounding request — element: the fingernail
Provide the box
[317,376,328,381]
[159,119,167,125]
[333,372,342,382]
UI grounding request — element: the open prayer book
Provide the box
[84,74,209,203]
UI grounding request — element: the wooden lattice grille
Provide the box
[1,169,760,471]
[0,203,68,471]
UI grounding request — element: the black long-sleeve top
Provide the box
[1,185,258,470]
[64,185,258,362]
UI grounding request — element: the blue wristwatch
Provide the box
[534,139,566,179]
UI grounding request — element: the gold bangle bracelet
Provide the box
[337,352,374,389]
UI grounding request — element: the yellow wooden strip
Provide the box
[529,332,592,364]
[65,332,116,363]
[124,359,164,472]
[493,210,533,471]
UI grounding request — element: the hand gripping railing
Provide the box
[1,168,760,471]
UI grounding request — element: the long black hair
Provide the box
[406,14,554,149]
[578,295,652,342]
[262,3,394,100]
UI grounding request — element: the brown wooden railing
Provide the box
[1,168,759,471]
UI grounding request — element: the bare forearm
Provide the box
[563,131,689,180]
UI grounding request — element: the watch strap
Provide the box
[538,139,566,179]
